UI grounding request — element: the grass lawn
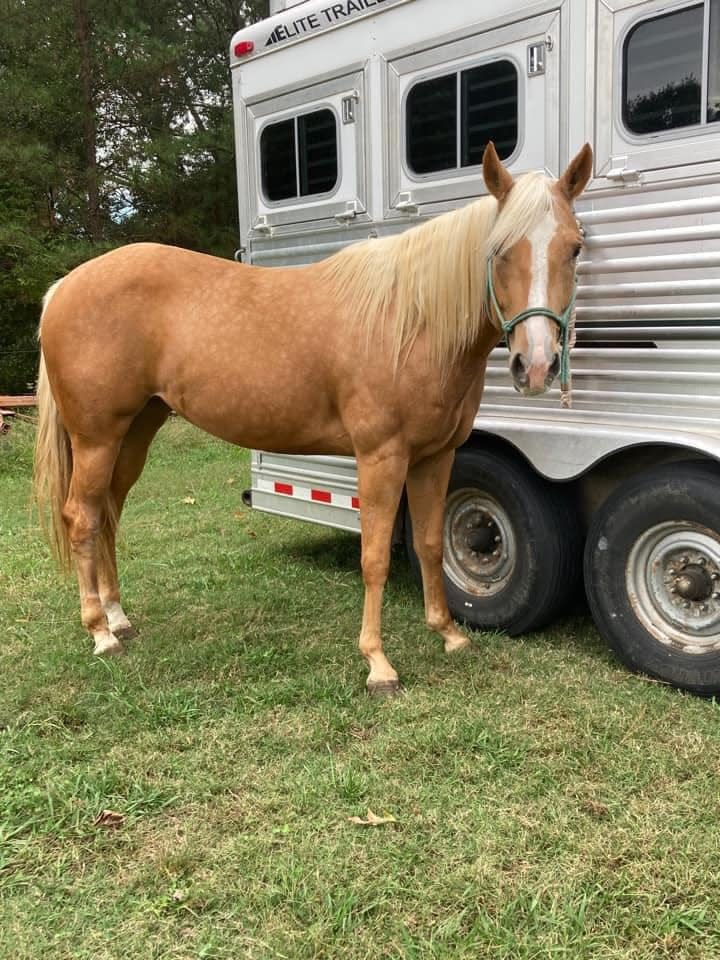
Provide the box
[1,417,719,959]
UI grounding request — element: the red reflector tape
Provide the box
[274,482,293,496]
[352,497,360,510]
[234,40,254,56]
[311,490,332,503]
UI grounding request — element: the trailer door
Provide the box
[243,69,368,254]
[595,0,720,185]
[385,9,560,216]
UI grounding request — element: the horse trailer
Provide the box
[229,0,720,693]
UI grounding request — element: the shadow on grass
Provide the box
[277,530,417,585]
[270,530,606,657]
[278,530,361,573]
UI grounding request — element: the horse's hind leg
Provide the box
[98,398,171,640]
[63,436,123,655]
[406,449,469,653]
[356,447,408,696]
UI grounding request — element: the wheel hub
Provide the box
[672,564,713,602]
[627,523,720,653]
[465,517,499,556]
[444,491,515,598]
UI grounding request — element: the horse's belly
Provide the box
[163,387,353,457]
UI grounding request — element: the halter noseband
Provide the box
[486,255,576,393]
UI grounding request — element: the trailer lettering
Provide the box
[267,0,392,45]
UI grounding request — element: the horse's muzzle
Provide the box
[510,351,561,396]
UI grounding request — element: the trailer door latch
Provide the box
[394,192,419,215]
[527,42,546,76]
[251,215,272,236]
[606,157,641,183]
[334,200,361,223]
[342,90,359,124]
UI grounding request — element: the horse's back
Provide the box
[39,242,355,452]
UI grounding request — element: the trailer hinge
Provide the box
[342,90,359,124]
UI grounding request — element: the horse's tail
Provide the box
[34,350,74,570]
[34,283,73,570]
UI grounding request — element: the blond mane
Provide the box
[322,171,555,369]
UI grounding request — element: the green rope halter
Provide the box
[486,255,576,393]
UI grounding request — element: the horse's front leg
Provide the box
[406,448,469,653]
[356,448,409,696]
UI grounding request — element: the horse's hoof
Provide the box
[93,634,124,656]
[367,679,402,698]
[444,634,471,654]
[114,624,139,641]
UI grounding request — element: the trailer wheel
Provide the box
[405,446,582,635]
[584,461,720,696]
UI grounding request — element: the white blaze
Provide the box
[525,211,558,365]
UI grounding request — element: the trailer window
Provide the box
[622,2,720,134]
[406,60,518,175]
[261,108,338,202]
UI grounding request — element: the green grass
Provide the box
[2,418,720,959]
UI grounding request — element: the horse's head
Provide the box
[483,142,593,397]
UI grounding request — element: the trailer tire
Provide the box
[405,446,582,635]
[584,460,720,696]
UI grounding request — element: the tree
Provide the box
[0,0,268,392]
[624,75,702,135]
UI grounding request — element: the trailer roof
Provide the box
[230,0,409,65]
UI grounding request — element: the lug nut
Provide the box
[494,536,501,544]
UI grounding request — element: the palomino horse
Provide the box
[34,143,592,695]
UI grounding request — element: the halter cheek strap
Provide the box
[486,255,577,394]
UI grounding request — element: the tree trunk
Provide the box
[72,0,101,241]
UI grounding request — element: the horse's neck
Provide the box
[430,313,502,401]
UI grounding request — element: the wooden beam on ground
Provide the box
[0,395,36,408]
[0,396,36,436]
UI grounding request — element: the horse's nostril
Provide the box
[548,353,561,380]
[510,353,529,385]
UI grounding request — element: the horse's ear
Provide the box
[482,141,514,202]
[559,143,593,200]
